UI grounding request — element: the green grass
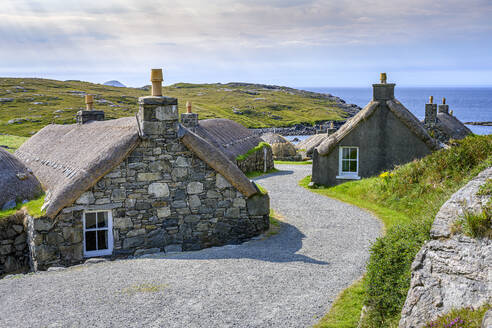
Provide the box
[0,134,28,152]
[0,78,350,136]
[0,194,46,219]
[236,142,270,161]
[275,160,312,165]
[301,134,492,327]
[265,210,283,237]
[314,278,366,328]
[245,168,279,179]
[452,208,492,239]
[425,304,490,328]
[121,283,167,295]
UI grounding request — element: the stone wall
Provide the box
[236,146,274,173]
[399,167,492,327]
[29,96,270,270]
[0,211,29,275]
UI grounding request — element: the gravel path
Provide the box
[0,164,381,328]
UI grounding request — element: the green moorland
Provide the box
[0,134,28,152]
[0,194,46,219]
[302,134,492,328]
[0,78,350,137]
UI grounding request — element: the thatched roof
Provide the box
[0,148,42,209]
[178,125,258,197]
[261,133,290,145]
[296,134,327,156]
[16,117,140,218]
[195,119,264,161]
[436,113,472,140]
[317,99,440,156]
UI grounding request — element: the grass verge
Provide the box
[265,210,283,237]
[425,304,490,327]
[301,134,492,327]
[0,194,46,219]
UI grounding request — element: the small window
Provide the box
[337,146,360,179]
[83,211,113,257]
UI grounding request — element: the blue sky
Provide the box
[1,0,491,87]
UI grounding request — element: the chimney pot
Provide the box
[429,96,433,104]
[442,97,446,104]
[186,101,192,113]
[380,73,387,84]
[150,68,163,97]
[85,94,94,111]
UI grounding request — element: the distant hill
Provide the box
[0,78,359,137]
[103,80,126,87]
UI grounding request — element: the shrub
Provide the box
[462,208,491,239]
[425,304,490,328]
[363,220,432,325]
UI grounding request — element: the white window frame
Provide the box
[83,210,114,257]
[336,146,361,180]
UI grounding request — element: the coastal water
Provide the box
[303,87,492,135]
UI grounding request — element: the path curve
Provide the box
[0,164,381,328]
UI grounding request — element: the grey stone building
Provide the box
[423,97,472,143]
[12,70,270,271]
[312,75,440,186]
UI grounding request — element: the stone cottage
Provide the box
[13,69,270,271]
[261,133,301,161]
[312,74,440,186]
[180,101,274,174]
[423,97,472,143]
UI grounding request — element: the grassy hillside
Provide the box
[302,134,492,327]
[0,78,352,137]
[0,134,28,152]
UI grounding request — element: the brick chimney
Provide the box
[372,72,395,101]
[425,96,437,124]
[438,97,449,114]
[137,68,178,138]
[180,101,198,130]
[76,94,105,124]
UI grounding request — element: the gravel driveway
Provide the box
[0,164,381,328]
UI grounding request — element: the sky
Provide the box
[1,0,492,87]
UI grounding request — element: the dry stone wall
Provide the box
[399,167,492,327]
[236,146,274,173]
[0,211,29,275]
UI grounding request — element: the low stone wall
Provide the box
[399,167,492,327]
[0,211,29,275]
[237,146,274,173]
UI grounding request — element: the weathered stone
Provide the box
[114,217,133,230]
[134,248,161,256]
[34,218,54,232]
[171,200,187,208]
[187,182,203,194]
[171,167,188,179]
[126,229,145,238]
[59,244,83,262]
[149,160,171,172]
[0,244,12,255]
[2,199,16,211]
[225,208,240,218]
[35,245,56,263]
[206,190,220,199]
[75,191,96,205]
[184,215,200,223]
[148,182,170,198]
[157,207,171,218]
[14,233,26,245]
[482,309,492,328]
[188,195,201,208]
[95,198,110,205]
[111,189,126,201]
[123,236,144,248]
[46,231,64,245]
[246,193,270,216]
[12,225,24,234]
[164,244,182,253]
[137,172,161,182]
[233,198,246,208]
[155,105,178,121]
[4,256,20,272]
[400,167,492,327]
[216,174,232,189]
[195,222,209,231]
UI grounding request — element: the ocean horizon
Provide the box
[302,86,492,135]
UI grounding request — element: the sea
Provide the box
[302,87,492,136]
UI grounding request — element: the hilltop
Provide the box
[0,78,358,137]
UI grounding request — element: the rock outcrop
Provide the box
[399,167,492,327]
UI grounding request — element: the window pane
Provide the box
[85,231,97,251]
[342,160,350,172]
[342,148,349,159]
[97,212,108,228]
[350,160,357,172]
[97,230,108,250]
[350,148,357,160]
[86,213,97,229]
